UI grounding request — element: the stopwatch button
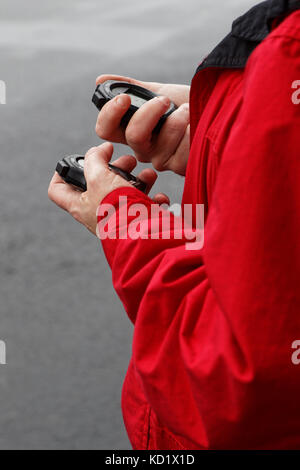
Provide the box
[92,89,107,111]
[56,160,69,177]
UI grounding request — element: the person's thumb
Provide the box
[84,142,114,188]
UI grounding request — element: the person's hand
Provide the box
[48,143,169,236]
[95,75,190,176]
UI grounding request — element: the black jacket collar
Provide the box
[195,0,300,74]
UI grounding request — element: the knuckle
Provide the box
[168,160,181,174]
[135,151,150,163]
[47,184,54,201]
[165,109,189,135]
[87,173,98,187]
[152,158,165,172]
[95,119,109,140]
[166,117,186,135]
[126,127,145,147]
[70,207,80,223]
[88,169,105,188]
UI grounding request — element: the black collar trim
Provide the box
[195,0,300,75]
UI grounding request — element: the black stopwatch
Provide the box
[56,154,147,193]
[55,81,175,192]
[92,80,177,132]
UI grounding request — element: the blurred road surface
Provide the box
[0,0,255,449]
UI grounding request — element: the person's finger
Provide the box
[111,154,137,173]
[125,96,171,158]
[95,94,131,143]
[95,74,161,94]
[152,193,170,206]
[96,74,145,87]
[151,103,190,171]
[158,124,190,176]
[84,142,114,186]
[48,172,81,212]
[136,167,158,194]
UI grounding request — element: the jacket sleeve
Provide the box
[98,32,300,449]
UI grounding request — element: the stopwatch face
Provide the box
[126,93,148,108]
[110,86,129,96]
[75,157,85,169]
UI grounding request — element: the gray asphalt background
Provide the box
[0,0,255,450]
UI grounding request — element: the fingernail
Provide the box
[116,95,128,108]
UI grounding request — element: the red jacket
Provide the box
[99,4,300,449]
